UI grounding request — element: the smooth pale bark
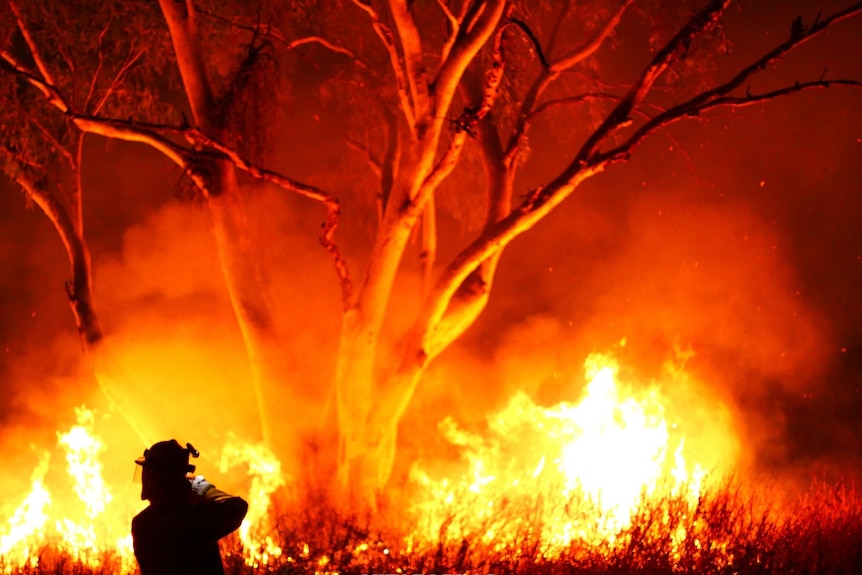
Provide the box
[157,0,283,444]
[335,0,508,502]
[345,113,513,495]
[335,155,431,500]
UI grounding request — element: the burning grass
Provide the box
[2,476,862,574]
[3,351,861,573]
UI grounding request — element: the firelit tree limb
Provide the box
[397,0,639,379]
[334,0,508,502]
[391,0,862,469]
[446,0,862,330]
[2,0,348,452]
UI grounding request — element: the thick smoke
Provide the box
[1,1,861,520]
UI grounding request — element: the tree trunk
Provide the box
[334,143,433,502]
[9,168,166,444]
[158,0,283,444]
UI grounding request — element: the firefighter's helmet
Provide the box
[135,439,198,475]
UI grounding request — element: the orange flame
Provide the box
[219,434,285,567]
[0,407,287,572]
[1,349,741,571]
[0,452,51,573]
[0,406,139,573]
[409,351,734,555]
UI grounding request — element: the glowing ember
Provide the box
[409,351,731,556]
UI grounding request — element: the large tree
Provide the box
[2,0,861,505]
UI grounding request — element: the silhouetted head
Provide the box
[135,439,196,502]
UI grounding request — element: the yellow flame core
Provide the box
[0,407,139,573]
[409,352,721,555]
[55,406,115,563]
[0,452,51,573]
[1,408,290,572]
[1,351,737,571]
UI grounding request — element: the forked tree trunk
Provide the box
[347,100,515,491]
[334,0,508,502]
[334,169,426,502]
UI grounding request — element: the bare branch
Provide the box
[84,17,114,113]
[3,50,349,279]
[176,128,354,305]
[437,0,473,63]
[183,127,337,204]
[414,17,509,215]
[522,92,621,132]
[345,133,388,224]
[9,165,102,346]
[418,130,468,201]
[573,0,731,165]
[704,79,862,108]
[687,1,862,105]
[193,7,357,60]
[549,0,635,71]
[433,1,862,340]
[417,166,602,356]
[434,0,508,123]
[505,92,622,166]
[0,50,70,112]
[344,136,383,178]
[282,36,356,59]
[26,115,77,171]
[7,0,59,91]
[351,0,416,131]
[504,0,636,162]
[507,18,550,69]
[420,0,818,345]
[597,2,862,164]
[73,133,84,234]
[601,78,862,166]
[92,46,148,115]
[434,0,458,28]
[458,19,509,131]
[76,114,355,304]
[69,114,192,168]
[435,0,460,63]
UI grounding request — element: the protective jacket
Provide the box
[132,486,248,575]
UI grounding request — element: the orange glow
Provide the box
[0,407,138,573]
[0,407,286,573]
[219,434,286,567]
[0,349,744,572]
[408,351,737,556]
[0,452,50,573]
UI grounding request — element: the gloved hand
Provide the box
[189,475,215,496]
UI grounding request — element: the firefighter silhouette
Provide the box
[132,439,248,575]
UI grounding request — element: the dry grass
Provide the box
[4,477,862,575]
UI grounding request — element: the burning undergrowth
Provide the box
[0,191,854,570]
[2,349,862,574]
